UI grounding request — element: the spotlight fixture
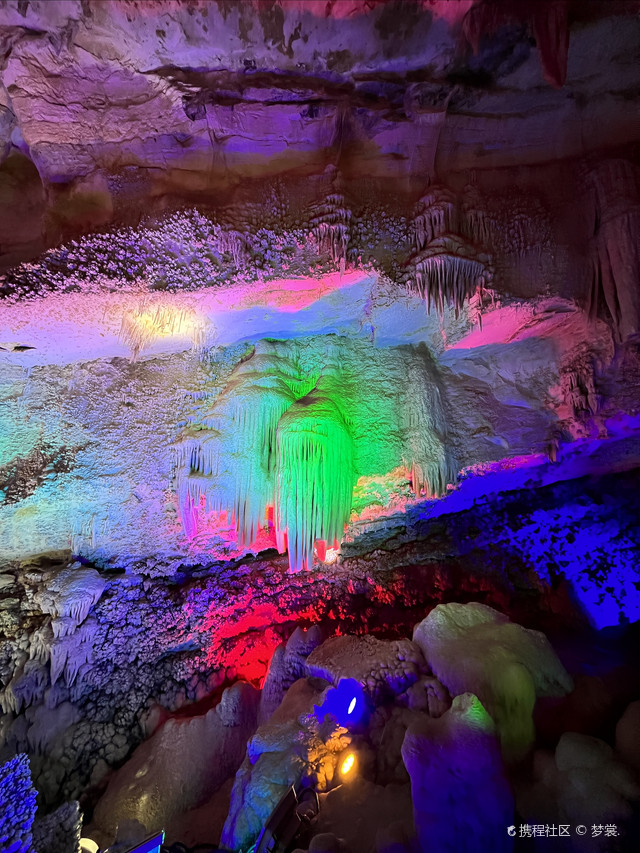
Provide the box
[339,751,356,779]
[313,678,366,727]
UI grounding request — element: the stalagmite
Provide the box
[217,229,248,267]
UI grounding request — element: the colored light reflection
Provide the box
[314,678,366,727]
[340,752,356,778]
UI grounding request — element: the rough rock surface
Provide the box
[259,625,326,725]
[88,681,259,848]
[0,5,639,847]
[1,1,640,262]
[518,732,640,851]
[313,778,413,853]
[305,634,427,704]
[221,677,350,853]
[32,800,82,853]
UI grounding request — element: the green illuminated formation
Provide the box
[176,337,455,571]
[176,346,312,546]
[276,376,354,571]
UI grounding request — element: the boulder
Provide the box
[88,681,259,848]
[413,603,572,760]
[615,700,640,772]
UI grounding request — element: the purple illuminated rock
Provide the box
[0,753,37,853]
[401,693,514,853]
[306,634,427,703]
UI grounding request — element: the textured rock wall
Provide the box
[1,0,640,263]
[0,292,613,567]
[1,462,639,817]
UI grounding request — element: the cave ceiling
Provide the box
[0,0,639,262]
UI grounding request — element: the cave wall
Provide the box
[0,269,616,569]
[1,0,640,264]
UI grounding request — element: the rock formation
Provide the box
[1,1,640,850]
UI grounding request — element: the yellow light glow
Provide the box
[340,752,355,777]
[119,302,207,360]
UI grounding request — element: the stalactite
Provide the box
[408,177,493,321]
[461,0,569,89]
[11,661,48,712]
[217,229,248,267]
[119,303,205,361]
[401,350,457,500]
[562,359,598,419]
[177,340,455,572]
[175,343,318,548]
[413,182,459,251]
[275,378,355,573]
[462,179,492,248]
[28,625,53,665]
[531,0,569,89]
[408,236,489,318]
[0,681,19,715]
[49,622,95,688]
[584,159,640,342]
[310,193,351,264]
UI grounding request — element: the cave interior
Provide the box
[1,1,640,852]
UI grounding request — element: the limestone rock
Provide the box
[222,677,349,853]
[615,700,640,773]
[306,634,427,704]
[88,681,259,848]
[401,693,514,853]
[413,602,572,760]
[259,625,326,725]
[35,565,106,628]
[32,800,82,853]
[403,676,451,717]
